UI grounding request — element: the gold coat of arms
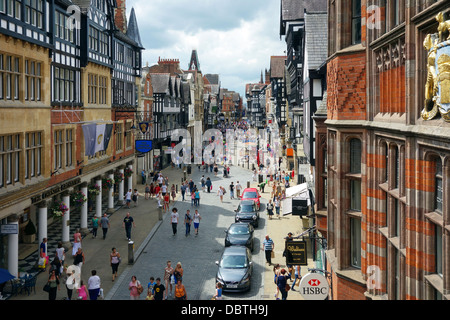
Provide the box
[422,12,450,122]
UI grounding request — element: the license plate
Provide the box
[227,284,238,288]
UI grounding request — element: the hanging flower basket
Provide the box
[52,201,68,219]
[71,190,87,208]
[114,171,124,184]
[102,178,115,190]
[124,167,133,179]
[88,184,101,197]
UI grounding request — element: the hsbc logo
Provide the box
[308,279,321,287]
[300,273,329,300]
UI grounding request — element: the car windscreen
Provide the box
[228,225,249,235]
[242,192,257,198]
[220,255,247,268]
[239,204,255,213]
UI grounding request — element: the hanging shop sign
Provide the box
[135,140,153,154]
[284,240,308,266]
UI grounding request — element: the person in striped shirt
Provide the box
[262,235,275,265]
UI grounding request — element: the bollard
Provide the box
[247,181,250,188]
[128,241,134,264]
[158,205,163,221]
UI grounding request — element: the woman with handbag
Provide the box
[174,279,187,300]
[276,269,291,300]
[46,269,60,300]
[110,247,121,282]
[129,275,142,300]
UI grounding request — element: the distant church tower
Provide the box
[188,49,201,72]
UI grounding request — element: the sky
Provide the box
[125,0,286,101]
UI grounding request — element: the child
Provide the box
[213,282,223,300]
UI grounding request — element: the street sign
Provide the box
[284,240,307,266]
[1,224,18,235]
[299,272,329,300]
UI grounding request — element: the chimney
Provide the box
[114,0,127,34]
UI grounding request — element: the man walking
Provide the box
[181,182,187,201]
[235,181,242,198]
[171,208,179,236]
[123,212,135,241]
[184,210,192,237]
[262,235,274,265]
[229,182,235,199]
[100,213,110,240]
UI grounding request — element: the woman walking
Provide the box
[206,178,212,193]
[77,280,88,300]
[171,184,176,201]
[47,269,60,300]
[173,262,184,284]
[276,269,291,300]
[174,279,187,300]
[72,229,82,257]
[164,261,174,300]
[273,264,281,299]
[145,184,150,200]
[110,247,121,282]
[217,186,224,203]
[92,216,99,239]
[163,192,170,212]
[129,275,142,300]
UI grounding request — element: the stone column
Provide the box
[7,214,19,277]
[80,183,89,235]
[95,177,103,218]
[38,201,48,246]
[61,192,71,247]
[118,167,125,202]
[107,171,115,213]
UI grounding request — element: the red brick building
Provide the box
[326,0,450,300]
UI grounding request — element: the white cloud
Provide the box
[126,0,285,98]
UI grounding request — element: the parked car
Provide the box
[240,188,261,211]
[215,246,253,292]
[224,222,255,252]
[234,200,259,228]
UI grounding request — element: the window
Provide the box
[25,59,42,101]
[435,225,442,277]
[55,11,75,43]
[99,76,107,105]
[350,217,361,268]
[88,74,97,104]
[25,132,42,179]
[125,122,132,149]
[7,0,21,19]
[0,54,21,101]
[54,130,63,170]
[53,67,75,102]
[115,123,123,152]
[394,147,400,188]
[350,139,362,174]
[25,0,44,28]
[65,129,73,167]
[350,180,362,211]
[0,134,21,187]
[352,0,362,44]
[434,160,443,214]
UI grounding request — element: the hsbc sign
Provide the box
[299,273,329,300]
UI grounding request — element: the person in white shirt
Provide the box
[235,181,242,198]
[157,175,164,187]
[125,189,132,208]
[170,208,179,236]
[161,184,168,196]
[87,270,101,300]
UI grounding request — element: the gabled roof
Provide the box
[270,56,286,79]
[280,0,327,36]
[126,7,143,49]
[205,74,219,85]
[305,12,328,70]
[150,74,171,95]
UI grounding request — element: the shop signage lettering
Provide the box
[31,178,81,204]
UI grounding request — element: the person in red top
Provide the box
[154,185,161,197]
[163,193,170,212]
